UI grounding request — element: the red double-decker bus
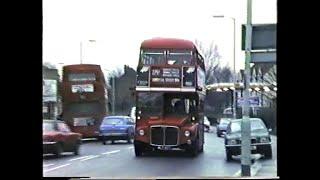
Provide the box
[61,64,108,138]
[134,38,206,156]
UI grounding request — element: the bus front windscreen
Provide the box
[167,50,192,65]
[141,50,166,65]
[66,102,104,114]
[137,92,163,116]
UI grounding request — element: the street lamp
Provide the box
[213,15,236,119]
[80,40,96,64]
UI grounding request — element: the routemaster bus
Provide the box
[134,38,206,156]
[61,64,108,138]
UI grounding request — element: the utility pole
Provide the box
[232,17,237,119]
[80,41,83,64]
[241,0,252,176]
[112,76,115,115]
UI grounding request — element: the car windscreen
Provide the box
[220,119,230,125]
[230,120,266,133]
[43,122,55,132]
[102,118,125,125]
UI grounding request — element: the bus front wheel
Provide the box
[186,139,199,157]
[134,142,143,157]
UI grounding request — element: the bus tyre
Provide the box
[187,139,198,157]
[199,141,204,153]
[134,144,143,157]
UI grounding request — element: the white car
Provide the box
[204,116,210,132]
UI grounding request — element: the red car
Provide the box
[43,120,82,157]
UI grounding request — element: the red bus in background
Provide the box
[134,38,206,156]
[61,64,108,138]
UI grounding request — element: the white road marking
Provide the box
[43,163,54,167]
[128,147,134,149]
[233,170,241,177]
[101,150,120,155]
[80,155,100,161]
[251,161,262,176]
[44,163,71,173]
[68,155,92,161]
[233,161,262,177]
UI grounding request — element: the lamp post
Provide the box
[80,40,96,64]
[241,0,253,176]
[213,15,237,119]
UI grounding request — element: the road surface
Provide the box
[43,127,277,178]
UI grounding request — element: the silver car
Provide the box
[224,118,272,161]
[216,118,232,137]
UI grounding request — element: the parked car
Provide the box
[43,120,82,157]
[223,107,233,115]
[204,116,210,132]
[224,118,272,161]
[217,118,232,137]
[99,116,135,145]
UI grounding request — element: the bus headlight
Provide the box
[139,129,144,136]
[184,130,190,137]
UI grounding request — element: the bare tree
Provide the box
[250,64,277,101]
[107,67,124,86]
[261,65,277,100]
[194,40,232,84]
[43,62,57,69]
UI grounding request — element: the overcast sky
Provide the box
[43,0,277,75]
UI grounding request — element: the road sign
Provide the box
[238,96,260,106]
[251,51,276,63]
[242,24,276,50]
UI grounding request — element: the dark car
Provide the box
[99,116,135,145]
[216,118,232,137]
[43,120,82,157]
[224,118,272,161]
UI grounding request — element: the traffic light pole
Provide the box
[241,0,252,176]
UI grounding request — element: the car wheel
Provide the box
[73,141,80,155]
[264,145,272,159]
[217,131,221,137]
[55,143,63,158]
[226,148,233,161]
[111,140,115,144]
[102,136,106,145]
[127,135,133,144]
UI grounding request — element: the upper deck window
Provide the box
[141,50,166,65]
[68,73,96,81]
[167,50,192,65]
